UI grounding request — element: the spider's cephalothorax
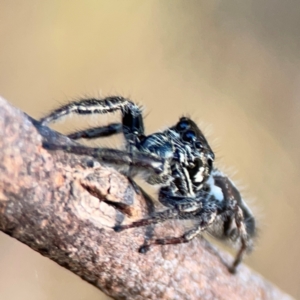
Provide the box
[40,96,255,272]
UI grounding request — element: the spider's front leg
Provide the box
[113,188,204,233]
[113,206,181,232]
[113,197,212,253]
[138,213,216,254]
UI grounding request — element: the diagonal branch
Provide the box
[0,96,293,300]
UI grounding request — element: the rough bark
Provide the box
[0,96,293,300]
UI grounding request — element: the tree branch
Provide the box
[0,96,293,300]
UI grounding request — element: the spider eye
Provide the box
[176,120,190,131]
[182,130,196,142]
[195,141,202,149]
[207,158,213,169]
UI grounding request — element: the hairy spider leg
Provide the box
[64,96,146,144]
[43,142,166,176]
[40,97,168,178]
[39,96,146,146]
[139,212,217,253]
[40,97,134,125]
[229,205,250,273]
[121,99,145,142]
[114,207,181,232]
[114,204,216,252]
[113,201,204,233]
[67,123,122,140]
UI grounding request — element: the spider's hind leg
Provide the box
[121,99,145,147]
[39,96,137,126]
[43,142,167,178]
[67,123,122,140]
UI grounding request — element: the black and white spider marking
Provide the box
[40,96,255,273]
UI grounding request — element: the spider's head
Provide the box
[172,117,215,188]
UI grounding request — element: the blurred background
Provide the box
[0,1,300,299]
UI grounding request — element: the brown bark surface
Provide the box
[0,97,293,300]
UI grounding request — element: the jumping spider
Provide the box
[40,96,255,273]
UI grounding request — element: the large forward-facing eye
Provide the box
[182,130,196,142]
[207,157,213,170]
[195,141,202,149]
